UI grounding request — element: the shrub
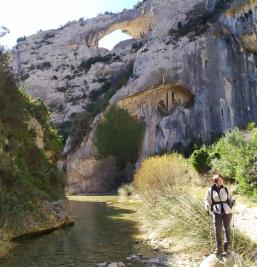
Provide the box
[94,106,145,167]
[89,82,111,101]
[57,121,72,145]
[56,86,67,92]
[16,36,26,43]
[190,145,211,174]
[36,62,51,70]
[210,129,251,180]
[191,126,257,196]
[134,153,199,203]
[118,183,134,198]
[79,54,113,72]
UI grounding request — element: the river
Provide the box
[1,196,155,267]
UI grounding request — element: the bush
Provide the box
[94,106,145,167]
[190,145,211,174]
[134,153,199,203]
[210,129,256,189]
[79,54,113,72]
[118,183,134,198]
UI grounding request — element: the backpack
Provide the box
[210,185,231,212]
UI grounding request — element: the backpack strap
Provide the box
[210,184,215,211]
[224,186,232,208]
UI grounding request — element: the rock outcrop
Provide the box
[11,0,257,193]
[200,252,243,267]
[2,200,74,241]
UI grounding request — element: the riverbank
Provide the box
[0,199,74,263]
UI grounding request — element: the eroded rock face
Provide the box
[2,200,74,241]
[66,156,117,194]
[11,0,257,192]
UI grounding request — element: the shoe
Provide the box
[224,243,230,256]
[213,248,223,256]
[223,251,230,257]
[223,248,231,257]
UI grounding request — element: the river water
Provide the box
[1,197,152,267]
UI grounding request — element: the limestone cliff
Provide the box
[11,0,257,193]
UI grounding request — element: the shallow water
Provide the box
[1,198,150,267]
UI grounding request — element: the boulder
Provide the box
[200,252,243,267]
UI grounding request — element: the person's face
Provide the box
[216,177,223,187]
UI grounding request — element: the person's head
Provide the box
[212,174,224,187]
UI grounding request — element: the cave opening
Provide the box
[98,29,133,50]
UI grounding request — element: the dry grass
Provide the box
[134,153,200,203]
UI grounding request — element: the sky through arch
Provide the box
[98,30,132,50]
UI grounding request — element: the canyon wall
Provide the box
[11,0,257,192]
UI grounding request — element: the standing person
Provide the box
[205,174,235,256]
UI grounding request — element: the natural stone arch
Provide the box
[86,14,154,47]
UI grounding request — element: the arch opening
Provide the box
[98,29,132,50]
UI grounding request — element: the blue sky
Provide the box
[0,0,140,49]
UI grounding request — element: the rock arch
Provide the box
[85,14,154,48]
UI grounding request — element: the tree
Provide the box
[94,106,145,167]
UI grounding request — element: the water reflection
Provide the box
[1,200,148,267]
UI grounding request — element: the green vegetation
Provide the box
[94,106,145,167]
[189,145,210,174]
[0,48,65,233]
[134,153,257,263]
[190,125,257,197]
[79,54,120,73]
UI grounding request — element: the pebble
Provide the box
[108,262,126,267]
[149,258,161,264]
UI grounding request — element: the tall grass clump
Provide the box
[134,153,257,263]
